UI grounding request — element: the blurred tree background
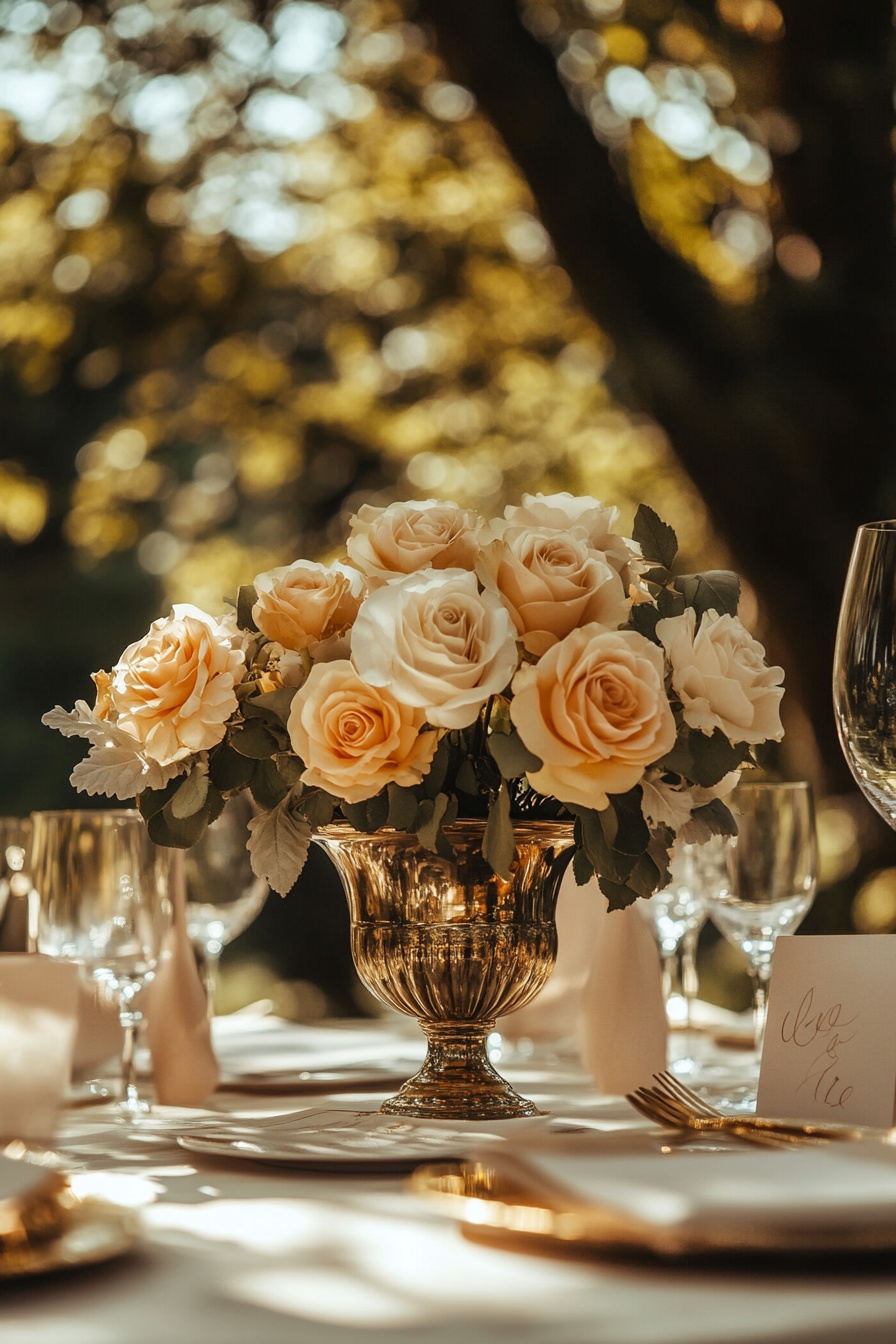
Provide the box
[1,0,894,1015]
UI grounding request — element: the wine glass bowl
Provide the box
[30,809,172,1117]
[703,780,817,1102]
[834,521,896,829]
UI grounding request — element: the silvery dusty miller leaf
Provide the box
[70,744,183,799]
[247,794,312,896]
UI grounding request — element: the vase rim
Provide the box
[316,818,575,842]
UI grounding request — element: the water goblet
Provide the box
[638,840,723,1078]
[834,521,896,832]
[30,809,172,1119]
[703,780,817,1108]
[183,793,268,1015]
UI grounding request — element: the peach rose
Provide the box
[477,525,630,656]
[501,492,644,592]
[109,604,245,766]
[656,607,784,744]
[252,559,364,654]
[287,660,440,803]
[510,625,677,810]
[350,568,519,730]
[346,499,483,585]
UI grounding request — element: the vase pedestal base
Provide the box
[378,1019,542,1121]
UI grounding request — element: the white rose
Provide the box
[252,559,364,654]
[346,499,483,585]
[501,492,644,592]
[477,525,630,655]
[350,568,519,730]
[510,625,677,810]
[656,607,784,745]
[110,605,245,766]
[287,660,440,803]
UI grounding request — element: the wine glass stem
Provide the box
[749,960,772,1057]
[681,928,700,1033]
[118,1006,145,1114]
[201,948,222,1019]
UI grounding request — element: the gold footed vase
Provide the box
[315,820,575,1121]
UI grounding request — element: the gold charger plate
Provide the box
[409,1161,896,1263]
[0,1198,139,1281]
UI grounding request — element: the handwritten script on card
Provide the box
[757,936,896,1128]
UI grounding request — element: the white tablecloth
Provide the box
[3,1017,896,1344]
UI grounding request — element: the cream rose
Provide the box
[346,499,483,585]
[252,559,363,654]
[477,526,630,655]
[656,607,784,744]
[287,660,440,803]
[350,568,518,730]
[501,492,644,592]
[109,604,245,766]
[510,625,677,810]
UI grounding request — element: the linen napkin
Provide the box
[578,886,668,1095]
[0,955,80,1140]
[470,1128,896,1238]
[145,851,220,1105]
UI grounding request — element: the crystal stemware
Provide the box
[638,840,722,1078]
[703,780,817,1107]
[834,520,896,832]
[183,793,268,1014]
[31,809,172,1118]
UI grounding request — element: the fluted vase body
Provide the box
[315,820,575,1120]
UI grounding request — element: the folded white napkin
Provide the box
[578,889,668,1094]
[0,955,80,1140]
[473,1129,896,1235]
[145,851,220,1106]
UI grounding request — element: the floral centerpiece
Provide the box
[45,494,785,908]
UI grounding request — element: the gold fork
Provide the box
[649,1072,868,1142]
[625,1087,819,1147]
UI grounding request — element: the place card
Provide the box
[757,935,896,1128]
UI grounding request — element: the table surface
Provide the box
[2,1016,896,1344]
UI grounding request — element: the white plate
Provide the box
[176,1108,536,1174]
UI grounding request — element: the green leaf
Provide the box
[137,775,183,821]
[487,728,543,780]
[455,759,480,796]
[572,846,595,886]
[597,876,641,911]
[242,687,297,728]
[342,800,375,832]
[250,759,293,810]
[366,789,389,832]
[568,804,634,885]
[387,784,419,831]
[273,753,305,787]
[207,745,255,792]
[416,792,450,852]
[682,798,738,843]
[633,504,678,571]
[678,571,740,619]
[299,789,335,828]
[482,782,515,879]
[168,768,209,820]
[237,584,259,632]
[608,787,650,856]
[689,729,750,787]
[422,736,450,800]
[656,585,685,619]
[230,721,280,760]
[629,603,660,643]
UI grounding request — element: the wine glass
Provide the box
[31,809,172,1119]
[834,521,896,830]
[638,840,723,1078]
[703,780,817,1107]
[0,817,33,951]
[183,793,268,1015]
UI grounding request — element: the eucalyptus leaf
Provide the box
[366,790,389,832]
[138,775,185,820]
[568,804,634,884]
[455,759,480,796]
[416,792,449,852]
[487,729,542,780]
[422,737,450,800]
[482,782,515,879]
[678,570,740,619]
[250,759,293,810]
[208,744,255,792]
[243,687,297,728]
[342,800,375,832]
[633,504,678,570]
